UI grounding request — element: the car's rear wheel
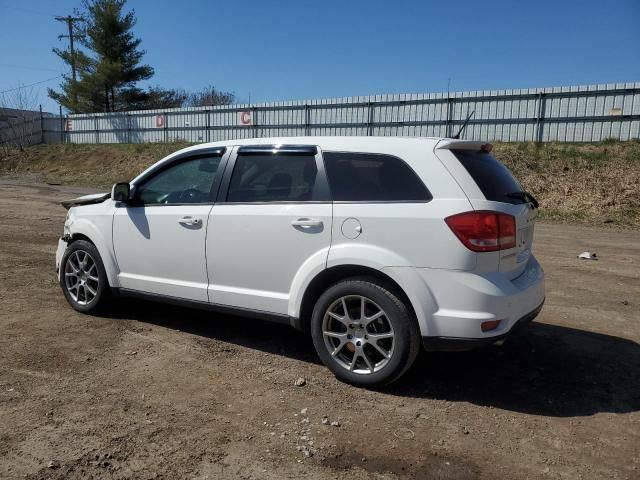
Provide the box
[60,240,110,313]
[311,278,420,387]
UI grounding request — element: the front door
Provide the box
[207,145,332,315]
[113,151,226,301]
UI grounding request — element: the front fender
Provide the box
[67,216,119,287]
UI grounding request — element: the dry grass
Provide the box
[494,141,640,226]
[1,140,638,227]
[0,143,190,189]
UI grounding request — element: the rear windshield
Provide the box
[453,150,523,204]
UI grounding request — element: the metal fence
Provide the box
[8,82,640,146]
[0,108,63,147]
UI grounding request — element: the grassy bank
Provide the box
[494,141,639,226]
[1,140,639,227]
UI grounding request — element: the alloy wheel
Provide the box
[64,250,100,305]
[322,295,395,374]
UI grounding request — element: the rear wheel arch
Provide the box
[296,265,417,334]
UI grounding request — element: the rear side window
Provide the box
[453,150,523,204]
[323,152,431,202]
[227,153,319,202]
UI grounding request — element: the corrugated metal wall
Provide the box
[0,113,63,147]
[52,82,640,144]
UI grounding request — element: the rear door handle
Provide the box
[291,218,323,228]
[178,216,202,227]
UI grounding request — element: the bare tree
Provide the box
[187,85,234,107]
[0,86,42,154]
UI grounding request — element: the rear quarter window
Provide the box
[323,152,431,202]
[452,150,523,204]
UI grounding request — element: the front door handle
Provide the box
[178,216,202,227]
[291,218,323,228]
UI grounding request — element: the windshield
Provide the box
[452,150,524,204]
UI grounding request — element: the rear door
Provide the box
[206,145,332,315]
[437,145,537,279]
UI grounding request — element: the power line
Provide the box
[0,4,57,17]
[0,76,62,95]
[0,63,63,73]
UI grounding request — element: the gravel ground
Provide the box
[0,178,638,479]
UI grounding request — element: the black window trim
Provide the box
[125,147,229,207]
[322,150,433,204]
[238,144,318,155]
[216,145,331,204]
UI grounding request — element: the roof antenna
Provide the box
[453,110,475,139]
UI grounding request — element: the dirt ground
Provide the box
[0,178,638,480]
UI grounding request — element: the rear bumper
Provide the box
[383,254,545,347]
[422,300,544,351]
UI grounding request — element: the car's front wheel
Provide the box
[310,278,420,387]
[59,239,110,313]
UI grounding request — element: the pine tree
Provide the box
[49,0,153,113]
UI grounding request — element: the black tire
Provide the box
[59,239,111,313]
[310,277,420,387]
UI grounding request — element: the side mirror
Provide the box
[111,182,131,203]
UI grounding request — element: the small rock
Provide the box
[124,350,137,356]
[463,426,470,435]
[621,300,629,306]
[47,460,59,469]
[330,421,340,427]
[322,417,329,425]
[300,408,308,415]
[577,251,597,260]
[294,377,306,387]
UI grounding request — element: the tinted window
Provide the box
[135,155,221,204]
[453,150,523,204]
[323,152,431,202]
[227,154,318,202]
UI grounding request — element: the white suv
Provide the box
[56,137,544,386]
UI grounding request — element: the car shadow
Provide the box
[100,299,640,417]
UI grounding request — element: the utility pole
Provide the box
[55,16,83,83]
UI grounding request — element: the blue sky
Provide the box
[1,0,639,113]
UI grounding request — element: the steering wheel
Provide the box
[177,188,204,203]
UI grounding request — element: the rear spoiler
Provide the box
[61,192,110,210]
[435,139,493,152]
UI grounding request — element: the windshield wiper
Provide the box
[505,191,539,208]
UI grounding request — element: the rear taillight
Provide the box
[445,211,516,252]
